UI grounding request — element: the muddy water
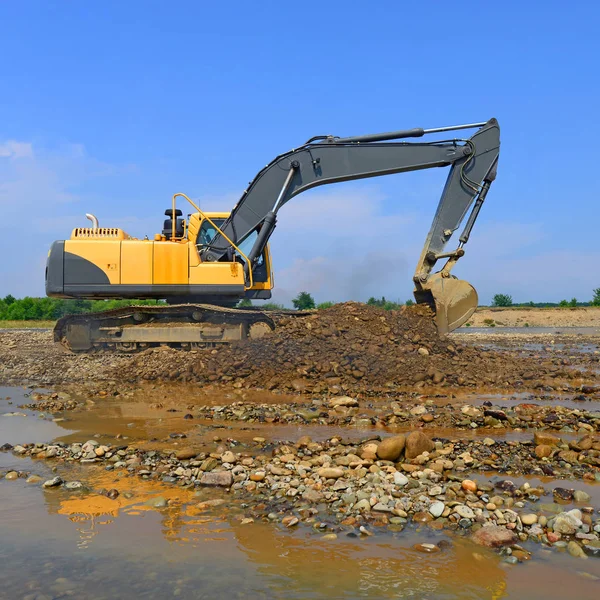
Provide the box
[2,386,600,599]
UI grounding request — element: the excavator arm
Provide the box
[201,118,500,333]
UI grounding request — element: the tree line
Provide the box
[2,288,599,320]
[491,289,600,308]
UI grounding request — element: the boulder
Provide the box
[533,432,560,446]
[405,431,434,459]
[471,525,517,548]
[376,435,406,461]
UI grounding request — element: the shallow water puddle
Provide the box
[1,385,600,599]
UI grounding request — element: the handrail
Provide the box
[172,192,254,290]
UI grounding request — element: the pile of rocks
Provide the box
[3,430,599,560]
[114,303,593,394]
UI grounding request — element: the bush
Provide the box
[292,291,316,310]
[559,299,569,307]
[592,288,600,307]
[317,301,335,310]
[0,296,161,321]
[491,294,513,307]
[237,298,253,307]
[366,296,402,310]
[260,302,285,311]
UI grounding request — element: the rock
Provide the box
[393,472,409,487]
[196,499,226,510]
[376,435,406,461]
[328,396,358,408]
[250,471,266,482]
[4,471,18,480]
[221,451,237,464]
[26,474,42,484]
[302,489,324,503]
[483,438,495,446]
[553,487,574,501]
[553,511,583,535]
[199,471,233,487]
[454,505,475,519]
[107,488,119,499]
[405,431,434,459]
[317,467,344,479]
[360,442,379,460]
[176,448,199,460]
[146,496,168,508]
[417,347,429,356]
[573,490,591,503]
[461,405,482,419]
[535,444,553,459]
[413,543,440,553]
[567,541,587,559]
[65,481,84,490]
[429,501,445,518]
[521,514,538,526]
[410,405,427,416]
[534,432,560,446]
[282,516,299,527]
[471,525,517,548]
[558,450,580,463]
[461,479,477,493]
[199,458,218,472]
[42,476,63,488]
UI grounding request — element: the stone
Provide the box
[360,442,379,460]
[107,488,119,499]
[553,511,583,535]
[567,541,587,559]
[176,448,198,460]
[454,505,475,519]
[376,435,406,461]
[573,490,591,503]
[196,499,226,510]
[317,467,344,479]
[282,516,299,527]
[4,471,18,480]
[146,497,168,508]
[521,514,538,526]
[200,458,218,472]
[26,474,42,484]
[471,525,517,548]
[413,543,440,553]
[302,489,324,503]
[535,444,553,459]
[221,451,237,464]
[558,450,580,463]
[483,438,495,446]
[534,432,560,446]
[250,471,266,482]
[417,347,429,356]
[405,431,434,459]
[328,396,358,408]
[429,501,445,518]
[64,481,83,490]
[461,479,477,493]
[42,476,63,488]
[199,471,233,487]
[461,405,482,419]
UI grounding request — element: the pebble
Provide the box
[429,501,445,518]
[5,471,18,480]
[521,514,538,526]
[413,543,440,553]
[42,476,63,488]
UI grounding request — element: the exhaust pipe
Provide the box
[85,213,99,229]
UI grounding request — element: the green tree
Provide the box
[592,288,600,307]
[569,297,577,307]
[3,294,16,305]
[405,299,414,306]
[491,294,513,307]
[559,299,569,307]
[292,291,315,310]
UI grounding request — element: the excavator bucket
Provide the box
[420,273,478,335]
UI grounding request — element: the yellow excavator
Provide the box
[46,118,500,351]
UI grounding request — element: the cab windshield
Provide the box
[197,219,225,247]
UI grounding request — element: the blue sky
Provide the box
[1,2,599,305]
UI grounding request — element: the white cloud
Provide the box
[0,140,34,159]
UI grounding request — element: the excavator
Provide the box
[45,118,500,351]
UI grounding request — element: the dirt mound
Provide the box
[114,303,586,394]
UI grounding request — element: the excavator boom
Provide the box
[202,118,500,332]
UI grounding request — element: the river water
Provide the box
[1,386,599,599]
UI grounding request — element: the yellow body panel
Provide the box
[64,240,121,284]
[121,241,153,284]
[153,242,188,284]
[62,211,273,292]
